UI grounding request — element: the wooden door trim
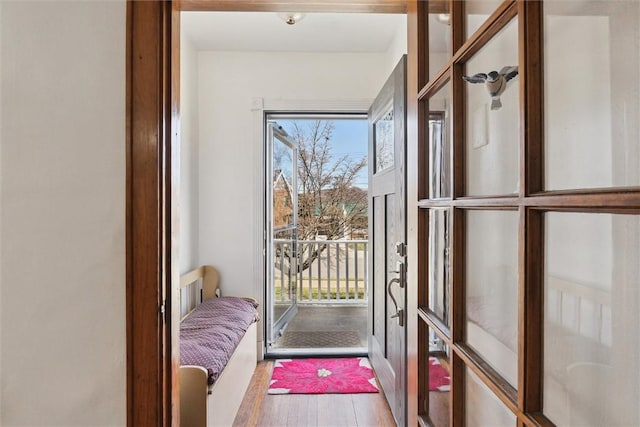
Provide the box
[128,1,416,425]
[127,1,175,426]
[179,0,406,13]
[406,3,420,426]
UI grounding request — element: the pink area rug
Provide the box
[429,357,451,391]
[268,357,380,394]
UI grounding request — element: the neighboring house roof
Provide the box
[299,187,367,218]
[273,169,294,196]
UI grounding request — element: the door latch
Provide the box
[390,308,404,327]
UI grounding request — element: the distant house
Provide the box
[299,186,368,240]
[341,201,368,239]
[273,169,294,228]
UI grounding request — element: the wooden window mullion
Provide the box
[522,208,543,414]
[449,207,465,427]
[520,0,544,197]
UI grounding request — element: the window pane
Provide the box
[544,212,640,426]
[465,367,516,426]
[426,325,451,427]
[465,0,504,40]
[428,208,451,325]
[374,106,394,173]
[465,210,518,387]
[273,137,295,228]
[464,18,519,196]
[544,1,640,191]
[429,81,452,199]
[273,228,297,319]
[429,2,451,80]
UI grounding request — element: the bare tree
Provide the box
[290,120,367,273]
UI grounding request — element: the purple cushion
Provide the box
[180,297,258,384]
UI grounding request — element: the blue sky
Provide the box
[279,117,369,189]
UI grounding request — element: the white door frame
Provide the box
[251,98,372,358]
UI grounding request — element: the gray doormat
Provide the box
[277,330,362,348]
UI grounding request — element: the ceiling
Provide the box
[181,11,406,53]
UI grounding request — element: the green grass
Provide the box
[346,242,367,251]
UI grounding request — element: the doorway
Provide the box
[177,8,409,425]
[178,10,407,359]
[127,3,413,426]
[264,114,370,356]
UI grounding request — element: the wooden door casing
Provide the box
[129,2,415,426]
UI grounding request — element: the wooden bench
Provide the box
[179,266,258,427]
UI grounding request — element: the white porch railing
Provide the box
[273,239,368,304]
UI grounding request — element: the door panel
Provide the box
[373,197,386,342]
[266,122,298,349]
[369,55,407,427]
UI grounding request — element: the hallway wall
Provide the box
[196,50,401,302]
[180,30,201,274]
[0,2,126,425]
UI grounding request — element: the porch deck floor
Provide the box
[272,305,367,350]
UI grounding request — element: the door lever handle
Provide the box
[387,276,404,327]
[390,261,406,288]
[390,309,404,327]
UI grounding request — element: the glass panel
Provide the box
[427,325,450,426]
[465,0,504,40]
[465,367,516,426]
[428,2,451,80]
[273,136,295,228]
[544,212,640,426]
[428,208,451,325]
[464,18,519,196]
[374,105,394,173]
[544,1,640,191]
[429,81,452,199]
[273,228,297,323]
[465,210,518,387]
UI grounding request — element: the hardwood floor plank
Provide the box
[259,394,289,427]
[317,394,354,426]
[286,394,317,426]
[234,360,396,427]
[351,392,397,426]
[233,361,272,426]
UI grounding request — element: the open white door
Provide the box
[266,121,299,349]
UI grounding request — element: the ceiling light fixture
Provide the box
[277,12,306,25]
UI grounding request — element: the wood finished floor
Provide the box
[233,360,397,427]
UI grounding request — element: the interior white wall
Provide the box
[180,31,200,274]
[1,2,126,425]
[545,15,612,190]
[546,213,612,288]
[197,51,391,302]
[385,16,408,76]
